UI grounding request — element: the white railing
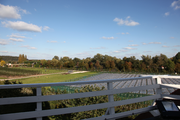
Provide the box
[0,75,180,120]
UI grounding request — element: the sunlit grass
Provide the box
[14,72,98,84]
[11,67,67,74]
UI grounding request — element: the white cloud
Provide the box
[129,44,138,46]
[9,34,26,38]
[128,40,133,42]
[121,32,125,34]
[123,47,137,50]
[174,45,180,47]
[75,52,93,59]
[0,4,29,19]
[90,47,106,49]
[162,45,169,47]
[126,32,129,34]
[101,36,115,40]
[63,41,66,43]
[43,26,50,31]
[34,8,37,11]
[171,0,180,10]
[170,37,175,39]
[112,49,128,53]
[142,43,147,45]
[9,38,24,42]
[21,45,37,49]
[165,12,170,16]
[143,51,152,53]
[0,39,8,45]
[47,40,57,43]
[2,21,42,32]
[113,16,139,26]
[0,51,8,53]
[149,42,161,44]
[126,16,130,19]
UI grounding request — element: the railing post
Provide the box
[107,82,115,119]
[155,77,162,100]
[36,87,42,120]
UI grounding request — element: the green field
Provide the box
[11,67,67,74]
[14,72,98,84]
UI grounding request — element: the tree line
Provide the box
[24,52,180,74]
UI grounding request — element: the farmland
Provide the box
[0,67,67,77]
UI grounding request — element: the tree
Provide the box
[73,57,81,65]
[40,59,47,67]
[85,63,89,70]
[57,61,63,69]
[124,61,132,71]
[89,62,94,70]
[92,53,103,63]
[164,59,175,72]
[61,56,70,63]
[18,54,27,63]
[95,60,100,70]
[68,60,75,68]
[175,63,180,73]
[79,60,85,69]
[0,60,6,66]
[173,52,180,64]
[53,56,59,60]
[105,61,110,69]
[51,59,59,67]
[110,61,116,69]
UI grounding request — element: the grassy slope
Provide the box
[16,72,98,84]
[11,67,67,74]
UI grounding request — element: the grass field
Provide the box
[13,72,98,84]
[0,77,6,79]
[11,67,67,74]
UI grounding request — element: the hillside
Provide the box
[0,56,19,62]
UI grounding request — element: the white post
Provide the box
[107,82,115,119]
[36,87,42,120]
[155,77,162,100]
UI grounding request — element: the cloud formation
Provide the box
[21,45,37,49]
[101,36,115,40]
[123,47,137,50]
[165,12,170,16]
[129,44,138,46]
[2,21,42,32]
[9,34,26,38]
[113,16,139,26]
[0,39,8,45]
[120,32,129,35]
[90,47,106,49]
[171,0,180,10]
[162,45,169,47]
[149,42,161,44]
[9,38,24,42]
[0,4,29,19]
[170,37,175,39]
[47,40,57,43]
[143,42,161,45]
[174,45,180,47]
[43,26,50,31]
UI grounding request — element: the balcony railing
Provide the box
[0,75,180,120]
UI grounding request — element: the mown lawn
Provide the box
[15,72,98,84]
[11,67,67,74]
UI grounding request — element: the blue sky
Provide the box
[0,0,180,60]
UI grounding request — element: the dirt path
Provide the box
[0,71,89,81]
